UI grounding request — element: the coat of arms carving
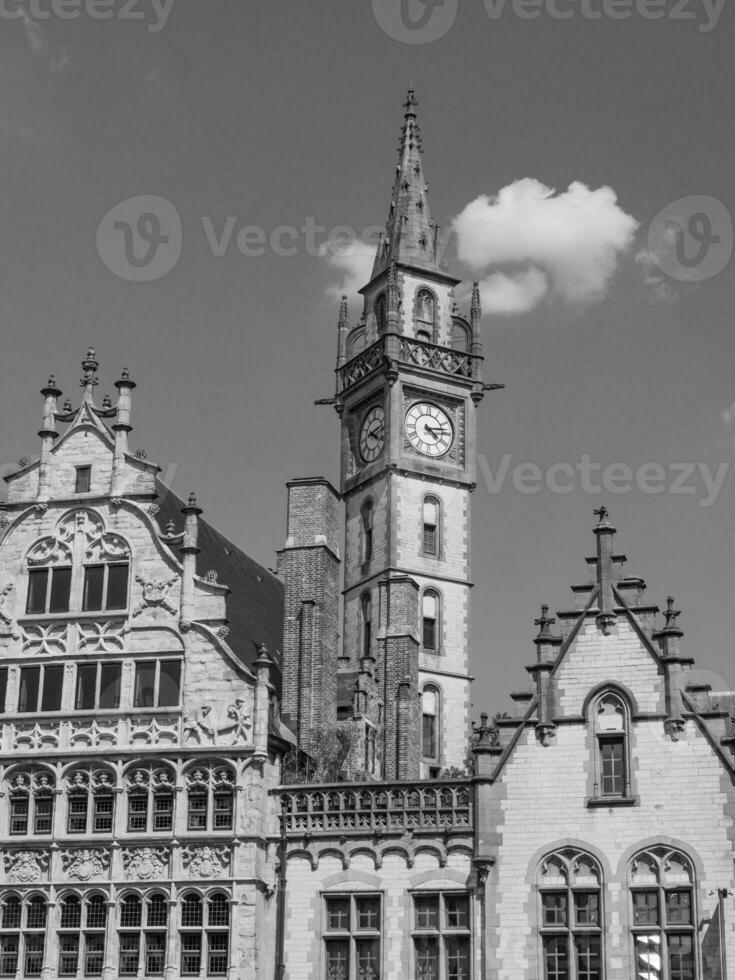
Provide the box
[61,848,110,881]
[122,847,170,881]
[3,850,49,883]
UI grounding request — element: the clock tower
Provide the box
[334,90,493,780]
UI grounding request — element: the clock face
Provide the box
[359,406,385,463]
[404,402,453,457]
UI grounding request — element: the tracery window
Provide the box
[412,892,471,980]
[7,770,55,836]
[629,848,697,980]
[0,894,47,978]
[125,765,175,834]
[66,768,116,836]
[24,510,131,618]
[323,894,382,980]
[415,288,437,343]
[375,295,387,336]
[590,691,631,800]
[58,894,107,978]
[185,765,234,833]
[537,848,604,980]
[118,893,168,977]
[179,893,230,977]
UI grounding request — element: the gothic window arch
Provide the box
[65,766,116,836]
[179,891,230,977]
[347,328,366,359]
[124,764,175,834]
[629,847,697,980]
[537,847,603,980]
[374,294,387,336]
[0,893,47,978]
[117,891,167,977]
[6,768,55,837]
[422,495,441,556]
[414,288,437,343]
[589,689,631,801]
[58,892,107,978]
[361,500,374,564]
[184,764,235,833]
[421,684,441,764]
[360,593,372,659]
[451,318,471,353]
[24,510,131,617]
[421,589,441,652]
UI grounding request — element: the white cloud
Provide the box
[320,238,376,303]
[476,268,548,315]
[453,179,639,315]
[722,403,735,425]
[635,223,679,303]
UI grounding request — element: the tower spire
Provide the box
[372,87,439,279]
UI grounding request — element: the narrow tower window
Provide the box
[361,594,372,658]
[361,501,374,564]
[375,295,387,336]
[415,289,437,342]
[422,590,439,651]
[422,685,440,761]
[590,691,631,800]
[75,466,92,494]
[423,496,440,555]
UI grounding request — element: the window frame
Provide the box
[17,663,63,714]
[537,849,605,980]
[25,566,73,616]
[360,593,372,660]
[179,892,230,978]
[421,685,441,764]
[74,466,92,494]
[185,766,235,834]
[133,659,182,710]
[323,892,383,980]
[421,589,440,653]
[588,690,634,805]
[411,891,472,980]
[422,496,441,557]
[361,500,374,565]
[7,771,55,837]
[75,661,122,712]
[414,287,438,344]
[0,894,47,980]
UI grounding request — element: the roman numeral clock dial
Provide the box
[359,406,386,463]
[404,402,453,457]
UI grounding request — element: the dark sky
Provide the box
[1,0,734,713]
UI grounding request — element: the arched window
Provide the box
[179,892,230,977]
[422,496,440,556]
[422,590,440,651]
[66,767,116,836]
[0,894,47,978]
[185,765,234,833]
[117,893,166,977]
[25,510,131,617]
[422,686,440,762]
[415,289,437,342]
[125,765,175,834]
[590,690,630,800]
[451,319,471,353]
[629,847,696,980]
[361,594,372,659]
[537,848,603,980]
[58,893,105,977]
[374,295,387,336]
[361,501,374,564]
[347,329,366,358]
[7,769,55,836]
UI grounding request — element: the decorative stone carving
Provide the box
[217,625,230,639]
[21,622,68,655]
[182,845,230,879]
[183,702,252,746]
[61,848,110,881]
[3,850,49,883]
[129,716,180,746]
[69,719,119,749]
[122,847,169,881]
[133,574,178,617]
[13,721,60,752]
[77,619,127,652]
[0,583,18,638]
[146,503,160,516]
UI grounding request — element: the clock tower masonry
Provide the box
[331,90,494,780]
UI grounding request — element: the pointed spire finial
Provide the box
[188,492,197,508]
[338,295,350,328]
[664,596,682,631]
[471,281,482,320]
[594,505,610,526]
[80,346,100,401]
[534,603,556,638]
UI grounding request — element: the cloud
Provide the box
[722,403,735,425]
[320,238,376,303]
[635,222,679,303]
[453,179,639,315]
